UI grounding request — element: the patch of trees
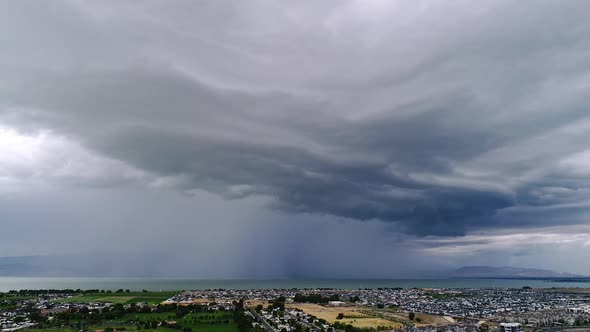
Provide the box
[31,302,229,331]
[268,296,286,310]
[293,293,340,304]
[233,299,264,332]
[333,322,391,332]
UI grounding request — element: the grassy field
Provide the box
[117,312,178,322]
[369,310,454,327]
[27,325,232,332]
[286,303,402,329]
[0,295,36,300]
[54,292,178,305]
[177,312,237,332]
[86,327,177,332]
[89,311,237,332]
[244,299,270,310]
[24,329,77,332]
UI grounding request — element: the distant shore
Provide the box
[1,277,590,292]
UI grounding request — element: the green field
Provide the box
[33,292,237,332]
[121,312,178,322]
[24,329,76,332]
[117,311,239,331]
[26,325,234,332]
[25,328,179,332]
[184,326,237,332]
[26,310,237,332]
[178,312,238,332]
[54,292,178,305]
[86,326,177,332]
[0,295,36,300]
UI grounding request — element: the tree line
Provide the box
[293,293,340,304]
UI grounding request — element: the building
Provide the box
[328,301,346,306]
[500,323,524,332]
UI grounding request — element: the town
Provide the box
[2,287,590,332]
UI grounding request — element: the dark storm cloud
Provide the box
[3,67,521,236]
[2,0,590,239]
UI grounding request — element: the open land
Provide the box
[54,292,178,305]
[2,287,590,332]
[286,303,402,329]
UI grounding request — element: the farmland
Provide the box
[23,307,241,332]
[103,311,238,332]
[54,292,178,305]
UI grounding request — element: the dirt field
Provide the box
[245,299,269,307]
[286,303,403,329]
[191,298,213,304]
[414,313,454,326]
[362,309,457,328]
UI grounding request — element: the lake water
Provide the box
[0,277,588,292]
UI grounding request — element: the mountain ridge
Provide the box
[452,265,585,278]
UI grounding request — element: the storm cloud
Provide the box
[2,0,590,275]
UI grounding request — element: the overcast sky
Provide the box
[2,0,590,277]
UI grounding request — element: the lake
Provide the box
[0,277,588,292]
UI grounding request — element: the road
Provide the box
[250,308,276,332]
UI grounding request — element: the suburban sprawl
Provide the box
[2,287,590,332]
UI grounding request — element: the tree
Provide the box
[336,313,344,320]
[271,296,286,310]
[409,312,415,320]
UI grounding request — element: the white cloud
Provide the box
[0,125,148,192]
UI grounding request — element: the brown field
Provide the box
[191,298,212,304]
[414,313,453,326]
[245,300,270,308]
[363,309,457,327]
[286,303,403,329]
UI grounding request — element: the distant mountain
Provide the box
[452,266,584,279]
[0,254,203,277]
